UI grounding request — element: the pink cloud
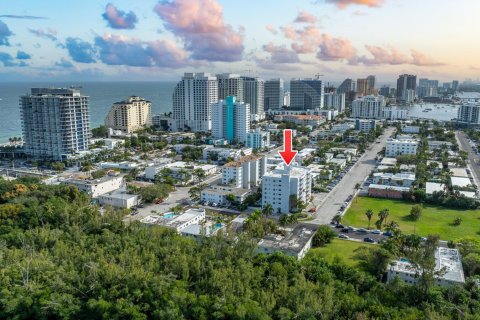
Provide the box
[317,34,357,61]
[265,24,278,35]
[94,34,187,68]
[410,49,445,66]
[282,25,323,54]
[102,3,138,29]
[326,0,384,9]
[294,11,317,24]
[154,0,244,62]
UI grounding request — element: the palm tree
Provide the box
[193,168,206,183]
[379,208,389,226]
[365,209,374,229]
[375,219,383,230]
[262,203,273,218]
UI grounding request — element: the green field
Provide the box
[342,197,480,241]
[308,239,374,267]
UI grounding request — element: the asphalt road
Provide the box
[308,126,396,225]
[456,131,480,187]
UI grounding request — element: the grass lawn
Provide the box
[343,196,480,241]
[308,239,374,267]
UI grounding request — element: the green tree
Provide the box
[410,204,423,221]
[312,225,336,247]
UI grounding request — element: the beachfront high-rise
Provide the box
[264,78,284,110]
[351,95,386,119]
[290,78,324,110]
[105,96,152,134]
[217,73,244,101]
[172,73,218,132]
[211,96,250,144]
[20,87,90,160]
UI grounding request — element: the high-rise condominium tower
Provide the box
[242,76,264,115]
[211,96,250,144]
[20,87,90,161]
[264,78,284,110]
[397,74,417,103]
[290,78,324,110]
[105,96,152,134]
[172,73,218,132]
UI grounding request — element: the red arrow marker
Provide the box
[279,129,298,166]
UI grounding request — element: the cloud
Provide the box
[28,28,57,41]
[263,42,300,63]
[0,52,27,67]
[154,0,244,62]
[410,49,445,66]
[281,24,323,54]
[94,34,187,68]
[16,50,31,60]
[325,0,384,9]
[265,24,278,35]
[64,37,97,63]
[316,34,357,61]
[102,3,138,29]
[352,45,445,66]
[55,58,74,68]
[0,20,13,46]
[294,11,317,24]
[0,15,47,20]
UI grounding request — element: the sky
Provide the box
[0,0,479,83]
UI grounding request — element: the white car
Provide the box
[338,234,350,239]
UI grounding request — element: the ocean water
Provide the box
[0,81,176,144]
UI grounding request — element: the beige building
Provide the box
[105,96,152,134]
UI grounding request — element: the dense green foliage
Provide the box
[1,178,480,319]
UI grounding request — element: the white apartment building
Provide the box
[351,95,386,119]
[211,96,250,144]
[105,96,152,134]
[246,128,270,149]
[201,186,251,205]
[98,192,139,209]
[262,165,312,214]
[355,119,377,132]
[457,102,480,125]
[222,155,266,189]
[21,87,90,161]
[382,106,408,120]
[324,92,346,112]
[402,125,421,134]
[62,175,124,198]
[331,123,354,133]
[387,248,465,287]
[203,146,252,161]
[172,73,218,132]
[385,138,419,157]
[140,208,206,232]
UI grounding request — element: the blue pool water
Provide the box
[163,213,177,219]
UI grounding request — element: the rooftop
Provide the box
[451,176,472,187]
[426,182,446,195]
[450,168,469,178]
[258,224,318,254]
[224,155,263,168]
[368,184,410,192]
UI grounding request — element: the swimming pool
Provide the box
[163,212,178,219]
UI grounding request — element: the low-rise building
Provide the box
[425,182,446,195]
[331,123,354,133]
[257,224,318,259]
[451,176,472,188]
[99,161,139,170]
[327,158,347,168]
[201,186,251,205]
[273,114,325,127]
[202,147,252,161]
[385,138,419,157]
[450,168,469,178]
[428,140,453,151]
[62,175,124,198]
[296,148,316,164]
[372,172,416,187]
[246,128,270,149]
[145,161,217,183]
[140,208,206,232]
[98,192,139,208]
[387,248,465,287]
[368,184,410,199]
[402,125,420,134]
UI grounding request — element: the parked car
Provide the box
[383,231,393,237]
[308,208,316,213]
[338,234,350,239]
[363,237,375,243]
[335,224,345,229]
[371,229,381,235]
[341,228,350,233]
[357,228,368,233]
[347,226,356,232]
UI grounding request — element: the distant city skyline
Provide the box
[1,0,479,82]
